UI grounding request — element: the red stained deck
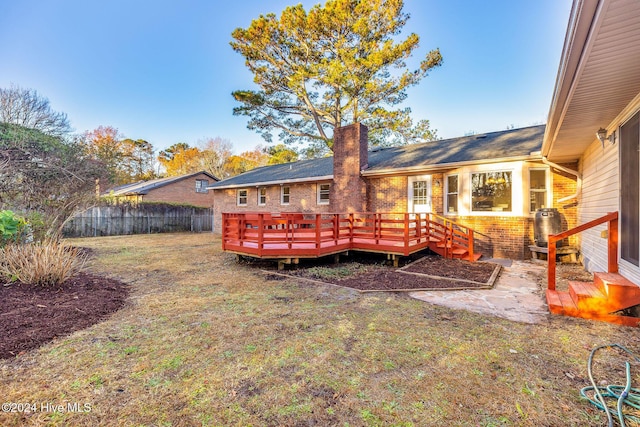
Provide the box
[222,212,476,261]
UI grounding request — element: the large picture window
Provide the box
[471,171,512,212]
[529,169,547,212]
[446,175,458,213]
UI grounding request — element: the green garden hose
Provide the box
[580,344,640,427]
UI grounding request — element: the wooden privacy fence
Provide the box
[63,205,214,237]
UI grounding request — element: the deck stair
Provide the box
[545,212,640,326]
[426,214,480,262]
[546,272,640,327]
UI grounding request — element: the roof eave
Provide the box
[542,0,602,158]
[209,175,334,190]
[362,154,542,177]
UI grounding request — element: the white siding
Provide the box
[579,137,619,273]
[578,101,640,286]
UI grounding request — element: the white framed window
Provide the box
[317,183,330,205]
[471,171,512,212]
[446,175,458,214]
[281,186,290,205]
[258,187,267,206]
[237,189,248,206]
[408,175,432,213]
[529,168,548,213]
[195,179,208,193]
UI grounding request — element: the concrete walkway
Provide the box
[409,259,550,324]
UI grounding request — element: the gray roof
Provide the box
[106,171,217,196]
[210,125,545,188]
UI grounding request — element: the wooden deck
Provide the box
[546,212,640,327]
[222,212,477,262]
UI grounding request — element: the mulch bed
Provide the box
[280,254,502,292]
[0,272,128,360]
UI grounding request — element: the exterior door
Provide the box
[408,175,432,213]
[620,111,640,266]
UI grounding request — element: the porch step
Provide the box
[547,287,640,327]
[594,272,640,310]
[546,289,579,316]
[568,281,611,312]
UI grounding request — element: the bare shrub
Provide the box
[0,241,86,286]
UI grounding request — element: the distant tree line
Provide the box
[0,85,298,237]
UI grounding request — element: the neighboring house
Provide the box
[542,0,640,284]
[105,171,217,208]
[210,124,579,259]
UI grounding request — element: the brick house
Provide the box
[210,124,578,259]
[105,171,217,208]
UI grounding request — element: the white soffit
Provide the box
[545,0,640,162]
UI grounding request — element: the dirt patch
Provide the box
[0,272,128,359]
[287,254,500,291]
[400,255,497,282]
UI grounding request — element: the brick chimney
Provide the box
[331,123,368,212]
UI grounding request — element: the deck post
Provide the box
[468,229,475,262]
[316,214,322,255]
[548,238,557,290]
[239,215,246,247]
[349,213,354,244]
[404,213,410,255]
[222,214,227,250]
[258,214,264,257]
[608,213,618,273]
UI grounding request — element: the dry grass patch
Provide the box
[0,233,638,426]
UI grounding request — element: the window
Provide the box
[412,181,429,206]
[195,179,208,193]
[258,187,266,206]
[529,169,547,212]
[318,183,330,205]
[471,171,512,212]
[281,186,290,205]
[237,189,248,206]
[446,175,458,213]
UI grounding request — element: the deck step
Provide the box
[594,272,640,310]
[546,289,579,315]
[568,281,611,312]
[547,289,640,327]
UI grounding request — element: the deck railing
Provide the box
[547,211,618,290]
[222,211,474,259]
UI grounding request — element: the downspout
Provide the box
[542,157,581,203]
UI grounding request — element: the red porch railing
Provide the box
[547,212,618,290]
[222,212,475,260]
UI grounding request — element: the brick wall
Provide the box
[213,182,332,233]
[366,175,408,212]
[551,163,579,247]
[140,173,215,208]
[331,123,368,212]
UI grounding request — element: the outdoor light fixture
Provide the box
[596,127,615,148]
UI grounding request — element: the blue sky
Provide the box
[0,0,572,154]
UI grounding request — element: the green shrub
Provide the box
[0,210,27,247]
[0,241,86,286]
